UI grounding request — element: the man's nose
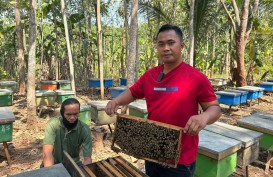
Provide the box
[163,44,170,51]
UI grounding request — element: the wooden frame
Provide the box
[111,114,183,168]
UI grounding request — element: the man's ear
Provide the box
[181,42,184,49]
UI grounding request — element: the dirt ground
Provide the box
[0,90,273,177]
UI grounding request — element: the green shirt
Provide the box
[43,117,92,164]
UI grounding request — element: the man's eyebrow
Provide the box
[157,39,176,43]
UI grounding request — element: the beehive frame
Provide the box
[83,156,148,177]
[112,114,183,168]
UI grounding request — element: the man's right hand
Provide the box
[105,100,119,116]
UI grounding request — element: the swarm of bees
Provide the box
[111,114,183,168]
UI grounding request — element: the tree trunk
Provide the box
[15,0,26,95]
[61,0,76,91]
[53,8,59,80]
[189,0,195,66]
[121,0,128,79]
[234,0,250,86]
[95,0,105,99]
[27,0,38,131]
[210,27,216,78]
[127,0,138,87]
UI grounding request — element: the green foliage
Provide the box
[0,67,8,80]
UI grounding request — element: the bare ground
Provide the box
[0,90,273,177]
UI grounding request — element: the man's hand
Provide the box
[105,100,119,116]
[183,114,208,136]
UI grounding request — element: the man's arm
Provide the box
[43,144,54,167]
[105,89,135,116]
[184,100,221,136]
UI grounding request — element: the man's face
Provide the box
[63,104,80,123]
[156,30,184,64]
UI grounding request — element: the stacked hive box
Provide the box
[0,89,13,106]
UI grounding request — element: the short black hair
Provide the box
[60,98,80,117]
[156,24,183,42]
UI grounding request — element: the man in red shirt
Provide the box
[105,24,221,177]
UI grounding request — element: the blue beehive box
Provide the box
[216,91,242,105]
[104,78,113,87]
[259,82,273,92]
[88,78,113,87]
[236,86,259,100]
[120,78,127,86]
[243,86,264,98]
[267,78,273,82]
[110,87,126,98]
[224,89,248,104]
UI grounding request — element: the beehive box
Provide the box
[128,99,148,119]
[79,105,91,127]
[89,100,117,125]
[236,87,259,100]
[259,82,273,92]
[0,81,18,92]
[88,78,113,87]
[112,114,182,168]
[210,78,227,86]
[55,90,75,104]
[35,90,56,106]
[243,86,264,98]
[0,107,15,142]
[119,78,127,86]
[0,89,13,106]
[267,78,273,82]
[57,80,72,90]
[110,86,126,99]
[82,156,148,177]
[40,80,58,90]
[215,91,242,105]
[224,89,248,104]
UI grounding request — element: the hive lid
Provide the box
[260,82,273,86]
[236,87,258,92]
[216,91,241,96]
[0,89,13,95]
[243,86,265,91]
[110,86,127,91]
[225,89,248,94]
[80,105,91,111]
[0,81,18,86]
[104,78,113,80]
[88,78,99,81]
[88,100,109,110]
[0,107,15,123]
[35,90,56,96]
[57,80,71,84]
[40,80,58,84]
[55,90,75,95]
[128,99,148,113]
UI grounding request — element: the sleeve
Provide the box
[43,120,57,145]
[81,125,92,157]
[197,74,217,103]
[129,74,145,99]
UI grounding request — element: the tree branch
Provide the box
[232,0,240,25]
[220,0,236,33]
[246,0,259,37]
